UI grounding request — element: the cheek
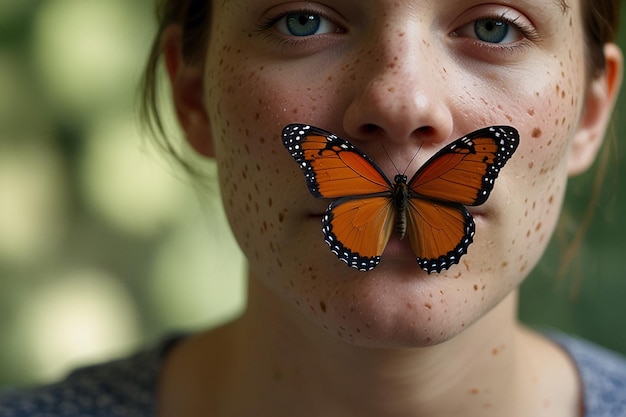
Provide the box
[202,36,340,289]
[467,59,585,281]
[203,48,284,266]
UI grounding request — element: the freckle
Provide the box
[519,261,528,273]
[535,222,542,231]
[470,388,480,395]
[320,301,327,313]
[501,261,509,268]
[278,211,285,222]
[492,347,499,355]
[548,195,554,204]
[526,229,531,237]
[473,284,479,291]
[531,128,542,138]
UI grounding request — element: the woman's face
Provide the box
[199,0,591,346]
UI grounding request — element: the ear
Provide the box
[161,25,214,158]
[568,43,623,176]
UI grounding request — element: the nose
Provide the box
[342,28,453,149]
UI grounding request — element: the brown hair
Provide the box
[140,0,210,158]
[140,0,621,156]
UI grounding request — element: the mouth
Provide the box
[381,234,417,260]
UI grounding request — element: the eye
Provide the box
[454,17,526,44]
[274,12,340,37]
[473,18,516,43]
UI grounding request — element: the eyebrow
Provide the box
[555,0,570,12]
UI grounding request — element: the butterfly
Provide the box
[282,124,519,273]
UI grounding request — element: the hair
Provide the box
[140,0,621,152]
[140,0,210,162]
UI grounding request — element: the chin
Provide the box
[297,262,494,349]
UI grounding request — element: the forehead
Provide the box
[224,0,575,14]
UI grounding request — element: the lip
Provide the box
[381,234,415,261]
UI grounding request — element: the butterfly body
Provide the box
[282,124,519,273]
[391,175,409,240]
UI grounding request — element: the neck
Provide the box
[229,276,531,417]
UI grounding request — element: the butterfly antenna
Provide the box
[381,142,400,173]
[382,142,423,174]
[404,143,423,175]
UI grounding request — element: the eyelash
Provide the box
[256,9,342,40]
[451,12,542,55]
[257,9,541,51]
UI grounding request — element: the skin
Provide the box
[159,0,622,416]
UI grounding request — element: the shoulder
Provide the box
[549,332,626,417]
[0,336,183,417]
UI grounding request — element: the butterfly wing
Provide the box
[405,199,474,273]
[409,126,519,205]
[282,124,392,198]
[323,196,395,271]
[282,124,395,270]
[406,126,519,273]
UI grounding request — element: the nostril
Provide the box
[359,124,435,141]
[361,123,379,134]
[416,126,434,137]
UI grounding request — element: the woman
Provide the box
[1,0,624,416]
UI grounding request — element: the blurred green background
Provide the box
[0,1,625,388]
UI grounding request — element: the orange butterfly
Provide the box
[282,124,519,273]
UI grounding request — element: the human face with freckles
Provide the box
[176,0,620,348]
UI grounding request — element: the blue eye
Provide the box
[473,19,510,43]
[453,15,528,45]
[275,12,337,37]
[286,13,321,36]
